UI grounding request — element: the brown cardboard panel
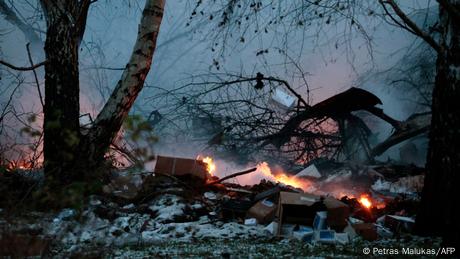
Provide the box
[324,197,350,230]
[154,155,208,179]
[247,199,277,224]
[278,191,319,206]
[277,192,321,235]
[352,223,378,241]
[276,191,349,235]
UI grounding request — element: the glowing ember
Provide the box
[200,156,216,175]
[6,161,33,171]
[256,162,310,190]
[359,195,372,209]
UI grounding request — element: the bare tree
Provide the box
[149,69,408,169]
[1,0,165,185]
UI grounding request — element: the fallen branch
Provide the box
[371,112,431,157]
[206,167,257,185]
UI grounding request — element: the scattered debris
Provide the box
[295,164,322,179]
[0,153,431,256]
[244,218,257,226]
[384,215,415,234]
[270,87,296,110]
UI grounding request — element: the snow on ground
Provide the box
[4,193,268,255]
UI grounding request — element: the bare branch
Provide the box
[371,112,431,157]
[0,60,46,71]
[379,0,442,53]
[206,167,257,185]
[26,43,44,108]
[364,107,402,130]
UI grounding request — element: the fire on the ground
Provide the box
[150,155,420,244]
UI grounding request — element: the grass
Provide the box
[107,236,442,258]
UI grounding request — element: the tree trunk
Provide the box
[38,0,162,181]
[416,1,460,249]
[80,0,165,167]
[41,1,82,184]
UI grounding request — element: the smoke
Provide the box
[0,0,437,167]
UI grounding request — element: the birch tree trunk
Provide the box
[416,1,460,249]
[79,0,165,169]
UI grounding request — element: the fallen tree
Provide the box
[151,73,429,166]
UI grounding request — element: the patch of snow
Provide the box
[148,194,186,223]
[122,203,135,210]
[53,208,76,222]
[204,192,217,200]
[191,203,203,210]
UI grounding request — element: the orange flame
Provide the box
[199,156,216,175]
[359,194,372,209]
[6,161,33,171]
[257,162,310,190]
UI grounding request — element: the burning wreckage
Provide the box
[144,155,425,243]
[0,88,435,256]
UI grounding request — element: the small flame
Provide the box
[199,156,216,175]
[359,195,372,209]
[256,162,310,190]
[6,161,33,171]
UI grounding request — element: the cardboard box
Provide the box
[323,196,350,230]
[154,155,208,180]
[352,223,378,241]
[276,192,349,235]
[384,215,415,234]
[246,199,277,224]
[276,192,321,236]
